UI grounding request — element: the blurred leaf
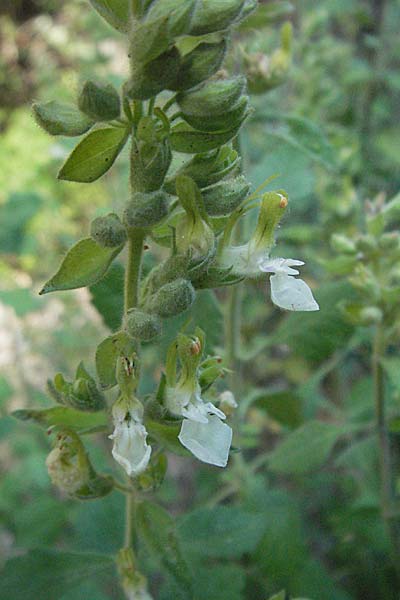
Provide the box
[71,493,125,554]
[12,406,108,432]
[136,501,193,595]
[177,505,266,559]
[275,282,355,364]
[0,288,41,316]
[381,358,400,391]
[253,389,303,428]
[268,420,345,475]
[90,262,124,331]
[240,1,294,30]
[58,127,128,183]
[268,593,286,600]
[0,192,42,254]
[1,549,114,600]
[255,113,336,170]
[40,238,122,294]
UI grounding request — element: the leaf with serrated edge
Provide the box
[58,127,128,183]
[40,238,123,294]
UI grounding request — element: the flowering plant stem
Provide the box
[372,327,400,579]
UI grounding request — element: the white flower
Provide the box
[165,383,232,467]
[258,257,319,312]
[179,415,232,468]
[109,399,151,478]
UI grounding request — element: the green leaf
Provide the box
[239,1,294,30]
[381,357,400,391]
[33,101,94,137]
[162,565,246,600]
[58,127,128,183]
[136,501,193,595]
[146,419,189,456]
[253,389,303,428]
[1,549,114,600]
[274,282,356,364]
[177,505,266,559]
[268,593,286,600]
[95,331,135,389]
[88,0,129,32]
[90,263,124,331]
[12,406,108,432]
[268,420,345,475]
[40,238,122,294]
[170,121,246,153]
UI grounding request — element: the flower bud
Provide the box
[33,101,94,137]
[189,0,245,35]
[47,363,106,412]
[90,213,127,248]
[202,176,250,216]
[359,306,383,325]
[169,40,226,92]
[177,76,246,117]
[142,254,190,302]
[46,430,113,499]
[149,278,195,318]
[127,46,181,100]
[130,137,172,192]
[78,81,120,122]
[117,549,153,600]
[330,233,357,255]
[124,308,162,341]
[252,191,288,250]
[219,390,238,417]
[181,95,250,133]
[145,0,196,37]
[124,191,169,228]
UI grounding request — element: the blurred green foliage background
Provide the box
[1,1,400,599]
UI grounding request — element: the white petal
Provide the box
[203,401,226,420]
[110,421,151,477]
[259,257,304,276]
[270,273,319,311]
[178,415,232,467]
[182,402,209,423]
[165,385,191,416]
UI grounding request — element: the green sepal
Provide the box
[129,14,171,65]
[164,146,240,192]
[124,308,162,341]
[146,420,190,456]
[47,363,106,412]
[39,238,123,294]
[189,0,245,35]
[12,406,108,433]
[58,126,129,183]
[146,0,196,37]
[124,190,170,228]
[33,101,94,137]
[170,120,247,153]
[191,264,244,289]
[148,278,196,318]
[169,39,226,91]
[90,213,127,248]
[95,331,136,389]
[177,76,246,117]
[130,137,172,192]
[78,81,121,122]
[181,96,250,132]
[202,176,251,216]
[141,254,190,302]
[126,46,181,100]
[74,468,114,500]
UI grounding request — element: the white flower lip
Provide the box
[179,415,233,468]
[109,407,151,478]
[258,257,319,312]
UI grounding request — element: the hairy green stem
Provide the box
[372,327,400,577]
[124,228,145,313]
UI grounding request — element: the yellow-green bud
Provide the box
[124,308,162,341]
[90,213,127,248]
[177,76,246,118]
[130,137,172,192]
[149,278,195,318]
[78,81,120,122]
[252,191,288,250]
[124,191,169,228]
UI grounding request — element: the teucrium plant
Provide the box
[18,1,318,596]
